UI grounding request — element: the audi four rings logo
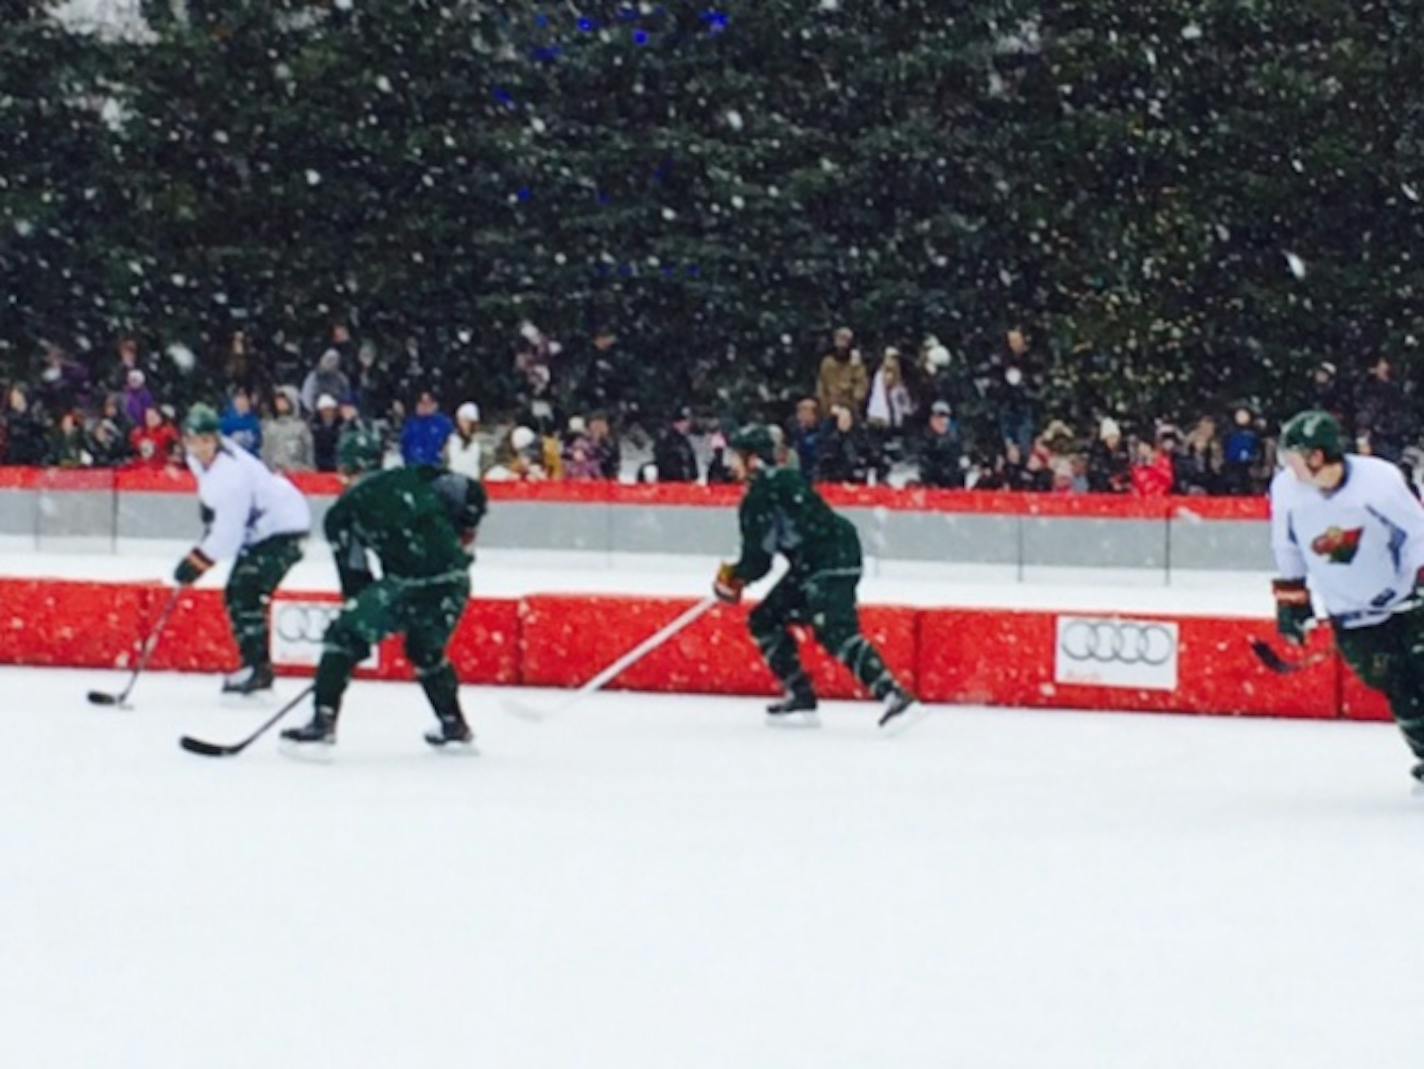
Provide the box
[1058,619,1175,665]
[274,604,340,644]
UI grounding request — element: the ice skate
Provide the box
[765,690,820,729]
[221,663,274,697]
[280,706,337,746]
[877,689,926,737]
[424,709,475,750]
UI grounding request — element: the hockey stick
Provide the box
[505,596,719,721]
[1248,637,1330,675]
[87,587,183,708]
[179,683,315,758]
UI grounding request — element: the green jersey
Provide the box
[731,467,861,582]
[324,467,485,591]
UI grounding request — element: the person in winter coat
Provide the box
[311,394,344,473]
[1086,418,1131,493]
[1130,439,1176,496]
[86,416,129,467]
[400,390,455,468]
[128,406,180,470]
[299,348,352,415]
[261,386,315,473]
[562,417,604,481]
[122,369,155,428]
[48,410,88,467]
[787,398,822,475]
[653,408,699,482]
[816,327,869,416]
[917,401,963,488]
[38,345,90,416]
[866,348,916,431]
[586,411,620,480]
[219,388,263,456]
[4,386,48,465]
[448,401,485,479]
[1353,356,1411,463]
[1222,407,1262,496]
[815,405,874,484]
[1175,415,1224,495]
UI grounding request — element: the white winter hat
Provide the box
[1100,417,1122,441]
[316,393,338,410]
[511,426,536,450]
[457,401,480,423]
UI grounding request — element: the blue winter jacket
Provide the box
[400,412,455,467]
[220,408,263,456]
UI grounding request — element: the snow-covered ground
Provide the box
[2,665,1421,1069]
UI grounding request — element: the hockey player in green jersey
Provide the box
[713,425,922,734]
[281,429,487,749]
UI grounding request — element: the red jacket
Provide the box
[1131,453,1175,496]
[128,423,179,469]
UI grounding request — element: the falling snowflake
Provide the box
[375,75,393,94]
[1181,23,1203,40]
[725,110,744,131]
[305,169,322,186]
[1284,251,1307,279]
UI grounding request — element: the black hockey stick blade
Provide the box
[179,735,239,757]
[86,690,122,706]
[1249,638,1324,675]
[178,683,315,759]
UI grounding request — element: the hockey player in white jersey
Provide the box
[174,404,311,695]
[1270,409,1424,783]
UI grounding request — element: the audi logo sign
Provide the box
[1054,616,1179,692]
[270,600,379,669]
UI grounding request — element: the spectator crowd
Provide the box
[1,322,1417,500]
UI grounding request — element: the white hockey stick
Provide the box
[504,596,719,722]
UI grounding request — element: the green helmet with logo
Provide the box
[183,403,220,437]
[730,424,776,463]
[1280,409,1344,461]
[336,425,383,474]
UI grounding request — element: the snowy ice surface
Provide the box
[2,666,1422,1069]
[0,541,1276,618]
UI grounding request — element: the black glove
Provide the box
[174,548,214,586]
[1272,578,1312,646]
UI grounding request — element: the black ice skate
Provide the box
[280,706,337,745]
[1412,762,1424,787]
[221,663,274,696]
[877,689,926,737]
[765,690,820,729]
[424,710,474,749]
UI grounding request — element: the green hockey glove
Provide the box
[1272,578,1312,646]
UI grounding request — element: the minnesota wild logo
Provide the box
[1310,525,1364,564]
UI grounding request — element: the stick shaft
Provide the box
[114,587,182,702]
[552,597,718,713]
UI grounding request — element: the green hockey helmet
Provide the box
[730,424,776,463]
[337,426,384,474]
[1280,409,1344,460]
[183,403,221,437]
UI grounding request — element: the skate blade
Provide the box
[277,739,336,764]
[878,702,929,739]
[218,690,278,707]
[764,711,822,730]
[428,739,480,756]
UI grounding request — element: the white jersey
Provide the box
[1269,455,1424,628]
[187,437,311,561]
